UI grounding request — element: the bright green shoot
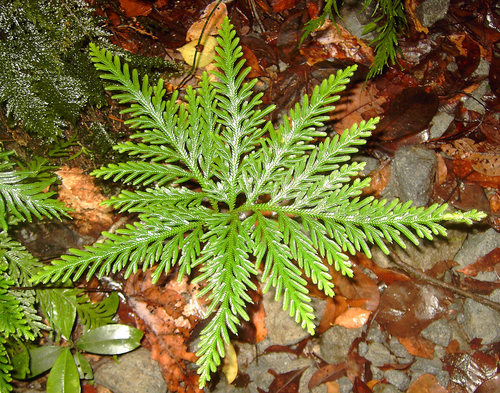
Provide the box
[34,18,485,387]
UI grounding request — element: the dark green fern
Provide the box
[34,18,485,387]
[0,0,178,142]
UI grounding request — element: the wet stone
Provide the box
[382,145,436,207]
[388,336,413,364]
[319,325,363,364]
[454,228,500,270]
[384,370,410,391]
[421,319,452,347]
[409,357,449,387]
[94,348,167,393]
[364,342,393,367]
[429,111,454,139]
[416,0,450,27]
[373,383,403,393]
[338,376,354,393]
[462,298,500,344]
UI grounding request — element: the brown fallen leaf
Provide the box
[397,335,435,360]
[308,363,346,390]
[458,248,500,277]
[318,296,349,334]
[407,374,448,393]
[119,0,152,17]
[271,0,298,12]
[258,367,308,393]
[363,163,390,197]
[56,166,114,238]
[124,271,202,393]
[300,20,374,68]
[444,351,498,393]
[335,307,371,329]
[475,374,500,393]
[185,1,227,41]
[376,281,451,337]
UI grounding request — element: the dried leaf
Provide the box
[56,166,113,237]
[300,20,374,67]
[355,254,410,285]
[376,281,451,337]
[186,1,227,41]
[260,367,308,393]
[222,341,238,384]
[271,0,298,12]
[346,338,370,383]
[335,308,371,329]
[331,264,380,312]
[119,0,152,17]
[475,374,500,393]
[318,297,348,334]
[441,139,500,177]
[407,374,448,393]
[363,164,390,196]
[308,363,346,390]
[353,377,373,393]
[178,36,218,67]
[398,336,435,359]
[445,352,498,393]
[124,272,202,393]
[375,87,439,142]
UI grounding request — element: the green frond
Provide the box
[34,210,207,284]
[194,217,256,387]
[92,161,192,186]
[104,187,205,213]
[253,213,316,333]
[0,338,13,392]
[0,150,70,230]
[37,18,484,387]
[0,265,32,340]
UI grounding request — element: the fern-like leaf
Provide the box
[34,18,486,388]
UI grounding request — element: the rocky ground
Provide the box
[11,0,500,392]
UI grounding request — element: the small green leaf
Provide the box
[38,289,77,341]
[46,348,81,393]
[73,352,93,380]
[28,345,64,378]
[75,324,143,355]
[7,340,29,379]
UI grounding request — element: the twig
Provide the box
[390,253,500,313]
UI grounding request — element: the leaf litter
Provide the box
[17,0,500,392]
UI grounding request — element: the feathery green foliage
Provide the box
[34,18,485,387]
[0,0,178,141]
[301,0,407,79]
[0,149,70,391]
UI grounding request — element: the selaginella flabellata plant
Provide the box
[34,18,485,387]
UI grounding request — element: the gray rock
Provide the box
[388,336,413,364]
[262,289,309,345]
[409,357,447,386]
[382,146,436,207]
[421,319,452,347]
[371,228,467,271]
[364,342,392,366]
[373,383,403,393]
[339,0,377,41]
[366,321,385,343]
[338,376,354,393]
[464,80,489,114]
[416,0,450,27]
[319,325,363,364]
[454,228,500,269]
[462,298,500,344]
[371,365,384,379]
[94,348,167,393]
[384,369,410,391]
[429,111,454,139]
[472,58,490,78]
